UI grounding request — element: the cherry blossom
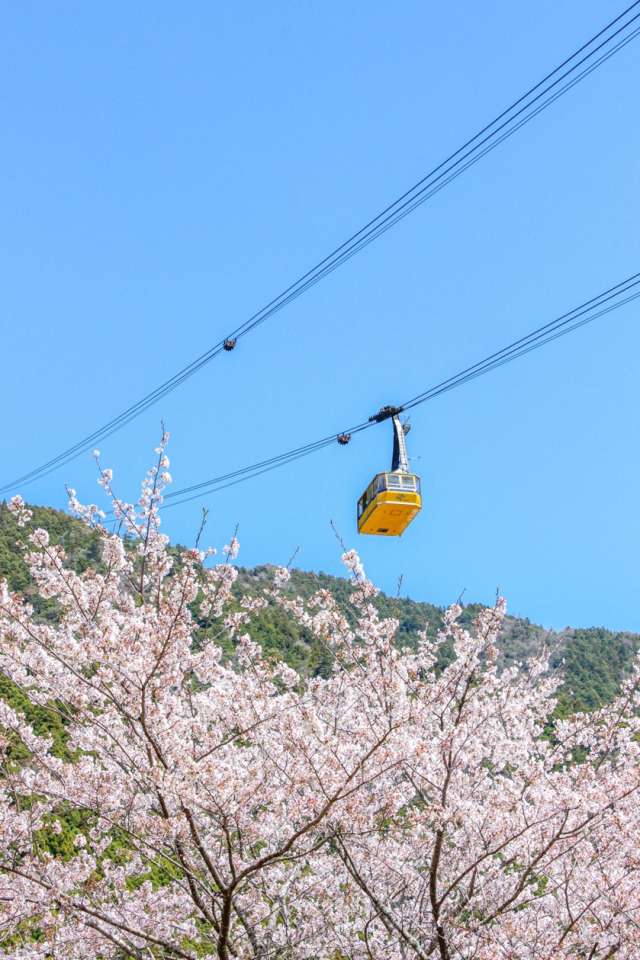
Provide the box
[0,443,638,959]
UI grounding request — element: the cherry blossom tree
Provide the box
[0,439,639,959]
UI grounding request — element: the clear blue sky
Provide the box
[1,1,639,630]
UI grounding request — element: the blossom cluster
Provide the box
[0,448,639,959]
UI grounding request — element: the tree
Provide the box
[0,439,639,959]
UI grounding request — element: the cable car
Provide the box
[357,413,422,536]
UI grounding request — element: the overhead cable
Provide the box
[4,2,640,495]
[139,271,640,514]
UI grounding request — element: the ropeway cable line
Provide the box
[3,1,640,495]
[110,270,638,516]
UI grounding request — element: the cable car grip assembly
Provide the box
[368,404,404,423]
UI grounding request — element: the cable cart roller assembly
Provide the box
[357,408,422,536]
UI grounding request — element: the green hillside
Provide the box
[1,500,638,714]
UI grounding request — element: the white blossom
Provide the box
[0,443,638,959]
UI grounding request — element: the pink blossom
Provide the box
[273,566,291,588]
[7,495,32,527]
[0,443,638,959]
[224,536,240,560]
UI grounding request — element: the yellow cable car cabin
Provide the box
[357,412,422,536]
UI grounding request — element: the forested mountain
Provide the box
[1,500,638,715]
